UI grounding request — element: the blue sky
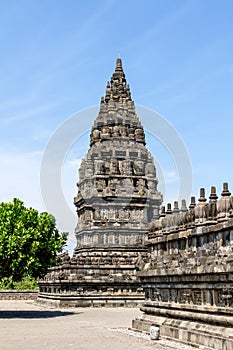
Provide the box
[0,0,233,248]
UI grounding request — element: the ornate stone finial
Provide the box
[108,95,115,110]
[173,201,179,213]
[166,203,172,214]
[198,188,207,202]
[217,182,232,222]
[205,186,218,222]
[209,186,218,201]
[160,206,166,217]
[115,58,123,72]
[105,82,111,102]
[189,196,196,209]
[181,199,188,212]
[99,96,107,114]
[221,182,231,196]
[195,189,207,225]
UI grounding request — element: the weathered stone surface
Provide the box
[38,58,162,307]
[0,290,38,300]
[37,58,233,348]
[133,183,233,349]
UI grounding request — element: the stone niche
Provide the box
[132,184,233,350]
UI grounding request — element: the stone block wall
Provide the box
[133,184,233,350]
[0,290,38,300]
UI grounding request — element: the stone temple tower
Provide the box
[74,58,162,250]
[38,59,162,307]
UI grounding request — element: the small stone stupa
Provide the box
[38,58,162,307]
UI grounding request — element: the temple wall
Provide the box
[0,290,38,300]
[75,229,147,248]
[133,184,233,349]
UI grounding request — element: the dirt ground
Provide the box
[0,300,193,350]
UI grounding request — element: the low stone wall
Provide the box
[37,290,143,308]
[0,290,38,300]
[132,315,233,350]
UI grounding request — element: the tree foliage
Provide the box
[0,198,67,282]
[0,276,39,290]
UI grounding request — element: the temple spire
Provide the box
[104,58,132,103]
[92,58,145,145]
[115,57,123,72]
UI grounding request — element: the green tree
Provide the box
[0,198,67,283]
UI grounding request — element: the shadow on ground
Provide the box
[0,310,79,319]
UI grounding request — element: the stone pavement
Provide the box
[0,301,193,350]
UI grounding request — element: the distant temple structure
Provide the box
[38,58,162,307]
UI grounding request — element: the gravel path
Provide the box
[0,301,194,350]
